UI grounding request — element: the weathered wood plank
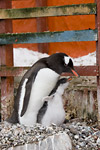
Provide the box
[0,66,98,77]
[36,0,49,53]
[0,0,14,121]
[0,66,29,77]
[0,3,96,19]
[96,0,100,126]
[0,29,97,45]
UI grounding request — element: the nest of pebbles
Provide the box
[0,120,100,150]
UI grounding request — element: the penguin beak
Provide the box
[71,68,80,77]
[61,68,79,77]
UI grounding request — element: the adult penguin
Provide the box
[7,53,79,126]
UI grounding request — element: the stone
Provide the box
[79,141,86,147]
[70,127,78,135]
[97,137,100,146]
[8,132,72,150]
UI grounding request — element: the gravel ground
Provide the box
[0,120,100,150]
[61,120,100,150]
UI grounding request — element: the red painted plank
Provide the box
[0,67,29,77]
[75,66,98,76]
[0,66,98,77]
[0,0,14,121]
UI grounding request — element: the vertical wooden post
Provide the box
[35,0,49,54]
[96,0,100,126]
[0,0,14,121]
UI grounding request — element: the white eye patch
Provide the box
[64,56,71,65]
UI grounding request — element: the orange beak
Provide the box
[61,68,79,77]
[71,69,79,77]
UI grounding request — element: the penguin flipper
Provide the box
[20,77,33,117]
[42,94,55,102]
[6,110,19,123]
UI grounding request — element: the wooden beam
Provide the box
[96,0,100,126]
[0,0,14,121]
[0,67,29,77]
[36,0,49,53]
[0,3,96,19]
[0,29,98,45]
[0,66,98,77]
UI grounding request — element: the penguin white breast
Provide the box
[19,68,59,126]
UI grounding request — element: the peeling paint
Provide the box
[0,29,98,45]
[0,3,96,19]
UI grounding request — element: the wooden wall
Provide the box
[12,0,96,57]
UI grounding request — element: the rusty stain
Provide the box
[15,39,18,42]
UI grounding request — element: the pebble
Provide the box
[70,127,78,135]
[74,134,79,140]
[97,138,100,145]
[79,141,86,147]
[0,121,100,150]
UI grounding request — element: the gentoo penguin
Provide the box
[7,53,79,126]
[37,77,71,126]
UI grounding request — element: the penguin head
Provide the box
[47,53,79,76]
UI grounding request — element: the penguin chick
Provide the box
[37,78,69,126]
